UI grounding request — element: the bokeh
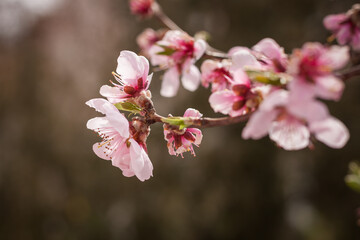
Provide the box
[1,0,360,239]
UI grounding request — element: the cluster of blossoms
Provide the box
[86,1,360,181]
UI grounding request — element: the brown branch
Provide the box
[185,114,251,129]
[336,64,360,81]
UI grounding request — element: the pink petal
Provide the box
[351,29,360,51]
[337,24,352,45]
[129,139,153,181]
[184,108,203,118]
[99,85,128,103]
[269,118,310,150]
[209,90,237,115]
[160,67,180,97]
[187,128,203,145]
[242,109,279,139]
[194,39,207,60]
[314,75,344,101]
[149,44,168,66]
[86,117,111,131]
[201,59,219,75]
[116,51,147,83]
[288,78,316,101]
[259,89,289,111]
[228,46,251,56]
[320,45,349,70]
[231,49,260,71]
[287,98,329,122]
[323,14,347,31]
[252,38,285,61]
[232,69,251,86]
[309,117,349,148]
[92,143,112,160]
[86,98,129,137]
[86,98,117,115]
[181,65,201,91]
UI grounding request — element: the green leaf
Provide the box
[345,161,360,193]
[162,117,187,130]
[246,70,287,86]
[156,44,176,56]
[114,101,142,113]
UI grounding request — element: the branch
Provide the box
[336,64,360,80]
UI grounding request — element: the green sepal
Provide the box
[345,161,360,193]
[162,117,187,130]
[156,44,176,56]
[246,70,286,86]
[114,101,142,113]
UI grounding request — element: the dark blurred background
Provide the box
[1,0,360,239]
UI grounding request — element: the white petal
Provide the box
[181,65,201,91]
[160,68,180,97]
[194,39,207,60]
[269,118,310,150]
[116,50,144,80]
[209,90,236,115]
[231,49,260,72]
[309,117,349,148]
[314,75,344,101]
[242,110,278,139]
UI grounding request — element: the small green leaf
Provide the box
[162,117,187,129]
[156,44,176,56]
[246,70,287,86]
[114,101,142,113]
[345,161,360,193]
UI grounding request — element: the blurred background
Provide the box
[1,0,360,239]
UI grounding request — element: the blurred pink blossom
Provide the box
[149,30,206,97]
[242,90,349,150]
[201,59,233,92]
[324,13,360,50]
[288,43,349,101]
[129,0,154,17]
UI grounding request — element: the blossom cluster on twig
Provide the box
[86,1,360,181]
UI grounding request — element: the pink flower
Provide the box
[287,42,349,101]
[149,30,207,97]
[242,90,349,150]
[136,28,165,58]
[209,70,264,117]
[252,38,288,72]
[164,108,203,157]
[324,11,360,50]
[201,59,233,92]
[100,50,153,104]
[129,0,154,17]
[229,38,288,72]
[86,98,153,181]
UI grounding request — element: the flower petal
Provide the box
[269,118,310,150]
[209,90,236,115]
[160,67,180,97]
[116,50,146,83]
[242,109,278,139]
[309,117,349,149]
[181,65,201,92]
[99,85,128,103]
[323,14,348,31]
[314,75,344,101]
[184,108,203,118]
[194,39,207,60]
[129,139,153,181]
